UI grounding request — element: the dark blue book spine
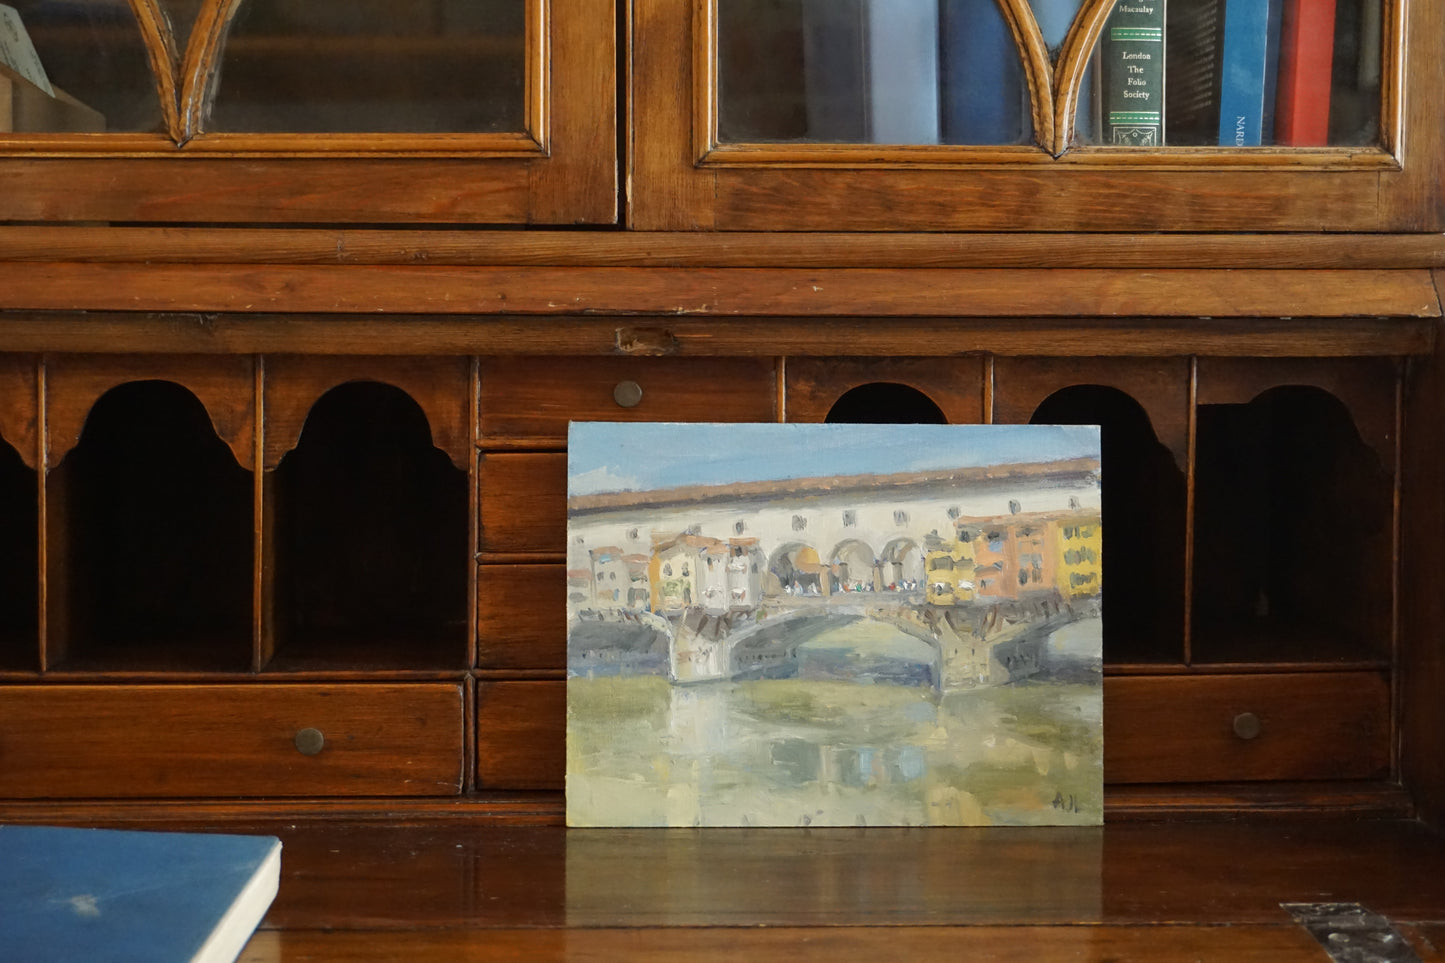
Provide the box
[938,0,1027,145]
[1260,0,1284,140]
[1217,0,1273,145]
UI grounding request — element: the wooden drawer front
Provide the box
[479,358,777,447]
[477,681,563,790]
[478,453,568,555]
[478,564,566,669]
[0,684,465,798]
[1105,673,1390,784]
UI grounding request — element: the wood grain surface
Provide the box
[0,265,1436,319]
[2,227,1444,268]
[0,683,466,797]
[221,819,1445,959]
[479,356,776,447]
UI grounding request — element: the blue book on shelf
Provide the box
[939,0,1028,144]
[864,0,941,143]
[1218,0,1278,145]
[0,825,282,963]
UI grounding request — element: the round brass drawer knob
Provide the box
[613,380,644,408]
[294,727,326,756]
[1232,712,1262,740]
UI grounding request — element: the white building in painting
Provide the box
[567,459,1101,622]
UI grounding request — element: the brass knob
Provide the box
[294,727,326,756]
[613,380,644,408]
[1232,712,1262,740]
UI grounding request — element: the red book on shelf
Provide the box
[1274,0,1337,145]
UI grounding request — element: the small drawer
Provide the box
[477,564,567,669]
[477,680,564,790]
[479,357,777,448]
[1104,672,1390,784]
[478,452,568,555]
[0,683,465,798]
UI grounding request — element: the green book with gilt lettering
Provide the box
[1100,0,1167,144]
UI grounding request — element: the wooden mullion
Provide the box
[1051,0,1116,153]
[995,0,1056,150]
[126,0,183,143]
[468,356,481,676]
[1390,362,1404,782]
[34,356,49,672]
[1182,355,1197,666]
[177,0,246,143]
[38,355,71,671]
[254,355,273,673]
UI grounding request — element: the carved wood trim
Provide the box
[126,0,183,141]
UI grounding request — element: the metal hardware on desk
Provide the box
[295,728,326,756]
[613,381,644,408]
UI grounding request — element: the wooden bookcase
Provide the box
[0,0,1444,953]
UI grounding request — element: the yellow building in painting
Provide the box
[924,535,975,605]
[1055,515,1103,599]
[933,510,1102,604]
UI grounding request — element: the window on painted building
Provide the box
[988,531,1004,552]
[628,527,639,540]
[1008,499,1022,514]
[947,506,961,519]
[792,515,807,531]
[893,510,909,526]
[842,510,856,527]
[734,519,747,535]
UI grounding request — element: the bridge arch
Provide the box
[829,538,879,592]
[881,537,926,589]
[767,541,826,597]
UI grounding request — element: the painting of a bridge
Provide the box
[565,422,1103,828]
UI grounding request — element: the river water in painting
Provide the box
[567,617,1103,827]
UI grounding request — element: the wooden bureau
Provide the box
[0,0,1443,955]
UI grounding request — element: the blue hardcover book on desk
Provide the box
[0,825,282,963]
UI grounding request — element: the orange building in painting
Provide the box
[955,509,1101,602]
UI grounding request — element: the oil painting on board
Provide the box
[566,423,1103,827]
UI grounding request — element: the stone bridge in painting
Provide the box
[668,591,1072,692]
[567,457,1101,690]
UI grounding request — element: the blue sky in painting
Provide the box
[567,422,1100,496]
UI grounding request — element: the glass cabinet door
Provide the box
[632,0,1434,231]
[209,0,527,137]
[709,0,1384,153]
[1074,0,1383,148]
[0,0,616,224]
